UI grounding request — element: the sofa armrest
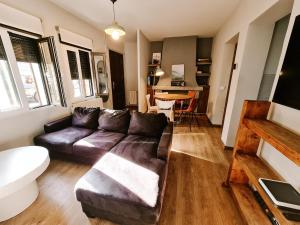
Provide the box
[157,122,173,160]
[44,115,73,133]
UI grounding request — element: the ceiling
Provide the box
[49,0,241,41]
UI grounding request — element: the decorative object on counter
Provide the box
[152,52,162,64]
[104,0,126,40]
[92,52,109,102]
[171,80,185,86]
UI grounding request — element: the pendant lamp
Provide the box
[105,0,126,40]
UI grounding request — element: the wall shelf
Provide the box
[147,64,160,67]
[243,119,300,166]
[196,62,212,65]
[225,100,300,225]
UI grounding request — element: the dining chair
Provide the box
[176,93,199,130]
[155,99,175,122]
[175,91,196,110]
[146,94,158,113]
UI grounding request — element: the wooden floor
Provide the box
[1,121,243,225]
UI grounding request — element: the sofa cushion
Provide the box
[34,127,94,154]
[110,135,160,164]
[98,109,130,134]
[75,153,166,224]
[72,107,100,129]
[72,130,126,162]
[128,112,168,138]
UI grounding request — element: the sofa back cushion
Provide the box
[98,109,130,134]
[128,112,168,138]
[72,107,100,129]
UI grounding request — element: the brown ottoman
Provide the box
[74,150,167,225]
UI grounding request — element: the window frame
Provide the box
[9,31,51,109]
[63,44,95,102]
[0,32,22,113]
[0,28,29,114]
[0,27,66,118]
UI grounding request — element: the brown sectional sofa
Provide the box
[34,107,173,225]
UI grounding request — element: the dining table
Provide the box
[154,93,192,123]
[154,93,192,101]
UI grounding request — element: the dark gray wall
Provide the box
[149,41,163,61]
[258,14,290,100]
[158,36,198,86]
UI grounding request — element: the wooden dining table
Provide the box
[154,93,192,124]
[154,93,192,101]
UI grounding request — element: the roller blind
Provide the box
[9,32,40,63]
[79,50,92,79]
[67,50,79,80]
[0,37,6,60]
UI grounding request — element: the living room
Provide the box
[1,0,300,225]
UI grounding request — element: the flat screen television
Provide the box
[273,15,300,110]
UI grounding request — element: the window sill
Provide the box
[71,95,97,104]
[0,105,66,120]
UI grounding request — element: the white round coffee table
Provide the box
[0,146,49,222]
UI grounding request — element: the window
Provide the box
[9,33,49,108]
[65,47,94,99]
[0,36,20,112]
[39,37,66,107]
[67,50,81,98]
[0,28,66,114]
[79,50,93,97]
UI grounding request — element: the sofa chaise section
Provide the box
[74,113,173,225]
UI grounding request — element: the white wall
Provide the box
[221,21,275,147]
[260,0,300,190]
[258,15,290,100]
[209,0,288,124]
[0,0,124,150]
[124,41,138,105]
[211,0,299,189]
[137,30,150,112]
[208,0,292,146]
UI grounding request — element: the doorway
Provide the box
[109,50,125,109]
[222,42,238,128]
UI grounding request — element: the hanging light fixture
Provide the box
[105,0,126,40]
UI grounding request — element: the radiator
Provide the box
[71,98,104,112]
[129,91,137,105]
